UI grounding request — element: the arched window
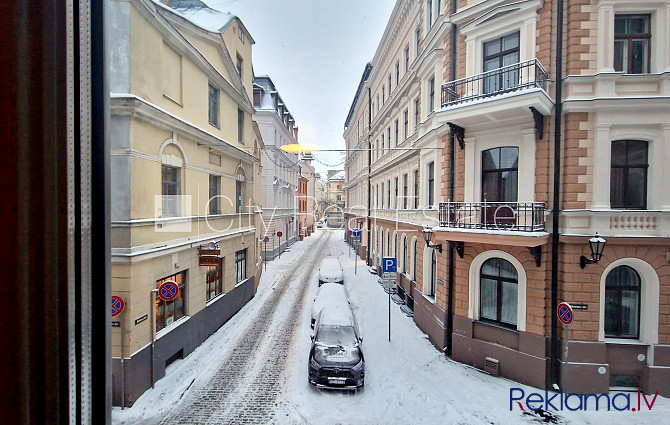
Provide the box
[428,249,437,296]
[381,228,385,257]
[386,230,390,256]
[412,238,418,280]
[480,258,518,327]
[394,233,398,257]
[402,236,408,273]
[605,265,641,338]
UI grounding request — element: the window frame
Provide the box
[481,146,519,203]
[162,165,181,217]
[427,161,435,207]
[613,14,651,74]
[235,249,247,284]
[604,265,642,339]
[206,262,223,301]
[208,82,220,127]
[479,258,519,329]
[155,271,187,332]
[610,139,648,209]
[209,174,220,215]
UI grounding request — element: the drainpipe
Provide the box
[445,0,458,357]
[550,0,565,389]
[367,86,372,265]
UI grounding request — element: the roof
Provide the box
[152,0,253,41]
[344,63,372,130]
[328,171,345,181]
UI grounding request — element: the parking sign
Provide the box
[382,257,397,280]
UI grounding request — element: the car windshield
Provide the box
[316,325,357,346]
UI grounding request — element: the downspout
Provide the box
[445,0,458,357]
[366,86,372,265]
[550,0,565,389]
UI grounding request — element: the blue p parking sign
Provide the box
[382,257,397,273]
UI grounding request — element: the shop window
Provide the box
[480,258,518,328]
[605,265,641,339]
[156,271,186,332]
[206,263,223,301]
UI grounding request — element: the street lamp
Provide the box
[422,226,442,253]
[579,233,607,268]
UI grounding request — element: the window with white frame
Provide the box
[235,249,247,283]
[610,140,648,209]
[162,165,181,217]
[480,258,518,328]
[427,161,435,207]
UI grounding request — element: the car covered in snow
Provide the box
[311,282,350,329]
[316,220,323,228]
[309,305,364,390]
[318,257,344,286]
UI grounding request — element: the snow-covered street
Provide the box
[113,230,670,425]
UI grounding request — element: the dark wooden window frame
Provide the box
[480,258,518,328]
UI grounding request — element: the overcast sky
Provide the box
[207,0,397,177]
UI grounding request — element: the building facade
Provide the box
[326,170,346,228]
[108,0,262,406]
[253,75,301,259]
[345,0,670,396]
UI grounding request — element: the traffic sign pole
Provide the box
[557,302,573,392]
[150,288,158,389]
[120,309,125,409]
[564,324,569,393]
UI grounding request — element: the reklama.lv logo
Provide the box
[510,388,659,412]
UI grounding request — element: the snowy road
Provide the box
[114,229,670,425]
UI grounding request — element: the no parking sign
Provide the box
[158,280,179,301]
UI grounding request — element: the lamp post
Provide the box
[580,233,607,268]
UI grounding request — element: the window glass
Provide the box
[481,147,518,203]
[480,258,518,327]
[208,83,219,126]
[235,249,247,283]
[614,15,651,74]
[156,271,186,332]
[162,165,181,217]
[605,265,641,338]
[610,140,648,209]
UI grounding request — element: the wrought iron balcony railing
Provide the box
[439,202,545,232]
[441,59,549,108]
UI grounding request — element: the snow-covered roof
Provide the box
[152,0,235,34]
[328,171,345,181]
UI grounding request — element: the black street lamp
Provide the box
[580,233,607,268]
[422,226,442,253]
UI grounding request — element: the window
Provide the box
[238,26,245,42]
[427,161,434,207]
[381,182,385,209]
[403,109,408,140]
[387,127,391,152]
[480,258,518,327]
[614,15,650,74]
[388,74,392,94]
[605,265,641,339]
[236,180,244,213]
[382,86,385,103]
[413,169,419,209]
[394,119,399,146]
[386,231,390,256]
[611,140,648,209]
[394,234,398,257]
[381,134,385,155]
[206,263,223,301]
[376,184,379,208]
[156,271,186,332]
[394,177,399,209]
[162,165,180,217]
[209,175,220,215]
[481,147,518,202]
[208,83,219,127]
[437,0,441,16]
[483,33,520,94]
[402,173,408,209]
[235,249,247,283]
[428,77,435,112]
[427,0,433,28]
[415,27,421,58]
[387,180,391,209]
[414,98,420,127]
[404,45,410,72]
[236,54,243,79]
[402,236,408,273]
[413,238,418,279]
[395,61,400,86]
[238,109,244,142]
[427,248,436,296]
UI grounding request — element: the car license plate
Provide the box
[328,377,346,385]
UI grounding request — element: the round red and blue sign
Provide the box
[158,280,179,302]
[557,302,573,325]
[277,231,283,238]
[111,295,125,317]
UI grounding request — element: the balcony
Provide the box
[439,202,545,232]
[436,59,553,129]
[434,202,549,248]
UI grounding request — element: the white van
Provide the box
[311,282,350,329]
[318,257,344,286]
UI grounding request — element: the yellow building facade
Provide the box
[109,0,262,406]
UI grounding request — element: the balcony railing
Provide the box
[441,59,549,108]
[439,202,545,232]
